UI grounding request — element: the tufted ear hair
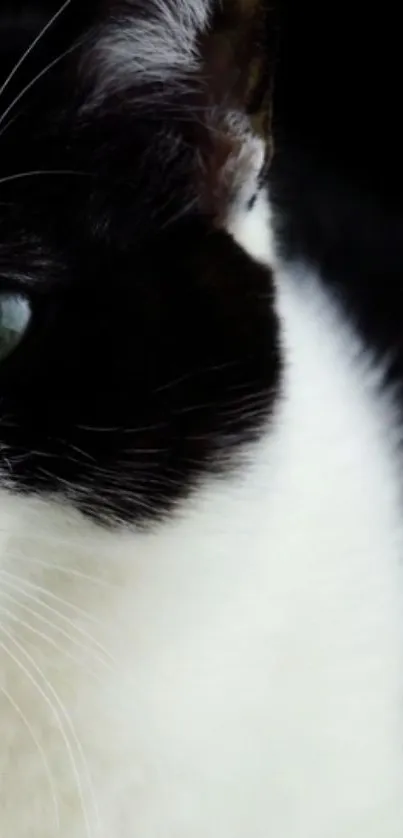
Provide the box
[82,0,277,228]
[202,0,276,145]
[194,0,277,224]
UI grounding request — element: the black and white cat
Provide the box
[0,2,402,836]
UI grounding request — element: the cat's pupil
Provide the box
[0,292,31,361]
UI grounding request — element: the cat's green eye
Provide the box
[0,292,31,362]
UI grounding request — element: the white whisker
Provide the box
[0,113,20,143]
[0,602,107,684]
[1,682,61,832]
[3,553,121,590]
[0,630,97,838]
[0,170,86,188]
[0,0,73,103]
[0,591,113,673]
[0,569,116,665]
[0,43,79,135]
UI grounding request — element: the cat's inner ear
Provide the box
[83,0,276,227]
[201,1,275,143]
[193,0,276,225]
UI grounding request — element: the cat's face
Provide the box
[0,0,279,525]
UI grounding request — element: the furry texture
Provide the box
[0,0,279,525]
[0,196,402,835]
[90,0,211,93]
[0,2,402,836]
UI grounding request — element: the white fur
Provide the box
[228,182,274,264]
[0,193,402,836]
[90,0,211,97]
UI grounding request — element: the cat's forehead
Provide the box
[91,0,210,89]
[0,0,273,270]
[0,2,278,526]
[0,1,272,116]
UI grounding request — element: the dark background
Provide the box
[4,2,402,208]
[274,1,402,209]
[271,1,403,389]
[1,2,403,391]
[2,2,403,315]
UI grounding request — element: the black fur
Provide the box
[0,2,280,524]
[2,0,402,527]
[271,146,403,388]
[271,0,403,389]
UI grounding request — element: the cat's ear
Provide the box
[82,0,277,227]
[201,0,276,149]
[192,0,277,224]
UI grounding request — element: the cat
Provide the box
[0,2,402,836]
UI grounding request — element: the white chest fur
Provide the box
[0,206,402,836]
